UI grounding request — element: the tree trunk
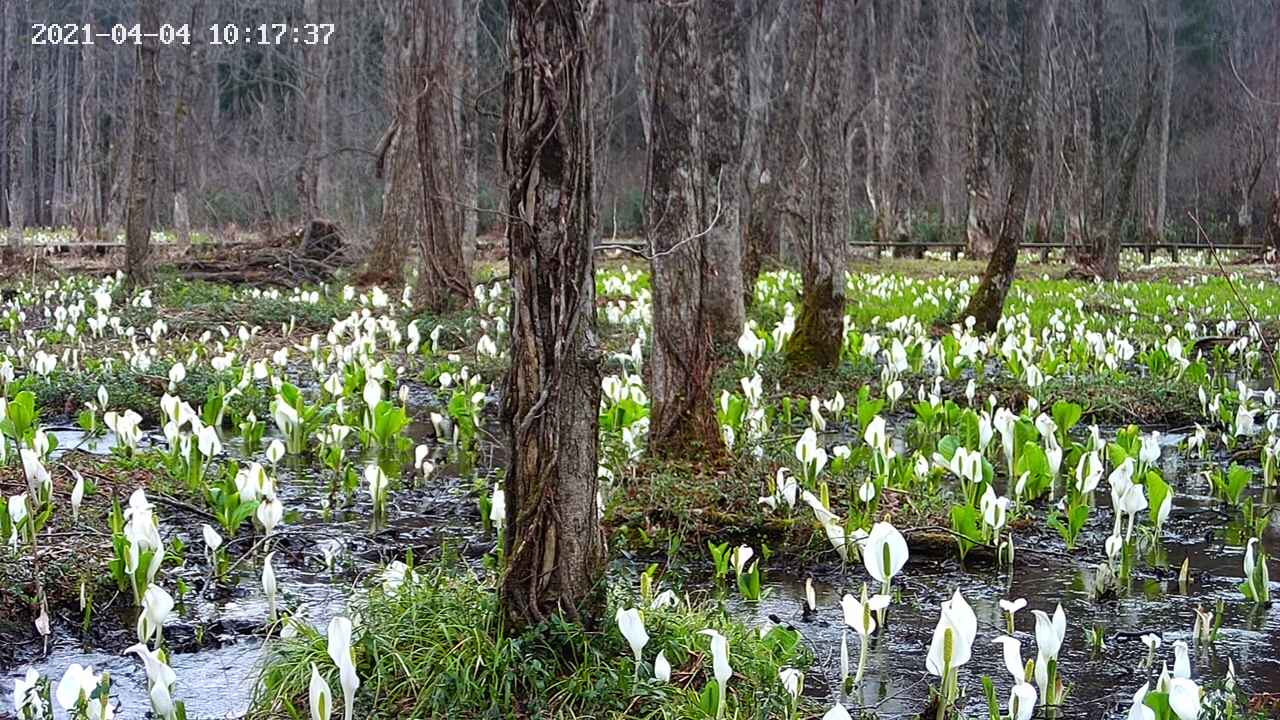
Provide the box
[1153,0,1174,240]
[412,0,472,312]
[458,0,479,267]
[784,0,849,371]
[298,0,331,219]
[963,0,1047,332]
[1100,6,1157,281]
[125,0,162,286]
[740,0,781,308]
[364,0,419,285]
[1086,0,1106,256]
[500,0,605,632]
[646,0,742,459]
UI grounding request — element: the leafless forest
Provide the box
[2,0,1278,278]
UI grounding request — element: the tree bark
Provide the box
[1100,5,1157,280]
[963,0,1048,332]
[500,0,605,632]
[364,0,420,285]
[125,0,162,286]
[784,0,849,371]
[412,0,472,312]
[1154,0,1174,240]
[740,0,781,308]
[646,0,743,459]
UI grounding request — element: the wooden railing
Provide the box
[596,237,1268,263]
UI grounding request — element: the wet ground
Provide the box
[2,418,1278,719]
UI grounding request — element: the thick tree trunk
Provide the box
[646,0,742,459]
[784,1,848,371]
[698,6,746,348]
[124,0,162,286]
[458,0,479,268]
[963,0,1047,332]
[412,0,472,312]
[740,0,781,308]
[500,0,605,632]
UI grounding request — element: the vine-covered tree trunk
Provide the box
[963,0,1047,332]
[784,0,848,371]
[124,0,161,286]
[412,0,471,312]
[500,0,605,632]
[646,0,743,458]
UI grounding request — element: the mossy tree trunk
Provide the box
[645,0,744,458]
[412,0,472,312]
[963,0,1047,333]
[500,0,606,632]
[124,0,161,286]
[784,0,848,371]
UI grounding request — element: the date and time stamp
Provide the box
[31,22,336,46]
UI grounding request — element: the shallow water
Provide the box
[3,416,1278,719]
[730,466,1280,717]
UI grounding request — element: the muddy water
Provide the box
[4,421,1278,719]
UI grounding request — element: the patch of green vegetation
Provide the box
[17,358,266,424]
[252,563,811,720]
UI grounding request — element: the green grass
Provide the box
[251,563,812,720]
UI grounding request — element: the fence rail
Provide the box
[595,237,1268,262]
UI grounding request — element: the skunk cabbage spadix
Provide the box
[862,521,908,588]
[1009,682,1037,720]
[698,629,732,717]
[840,587,890,637]
[309,663,333,720]
[925,590,977,676]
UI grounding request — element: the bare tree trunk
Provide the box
[413,0,472,312]
[125,0,162,286]
[646,0,743,459]
[458,0,479,265]
[298,0,331,219]
[964,0,996,259]
[173,15,197,245]
[1086,0,1106,256]
[740,0,781,308]
[964,0,1048,332]
[364,0,419,284]
[785,0,849,370]
[1154,0,1174,240]
[699,5,745,347]
[500,0,605,631]
[1101,6,1157,280]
